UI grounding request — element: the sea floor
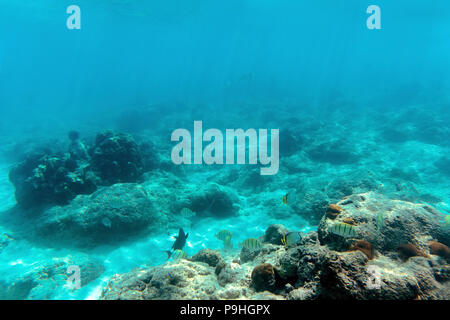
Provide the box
[0,160,312,299]
[0,104,449,300]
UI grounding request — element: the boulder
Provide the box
[32,183,164,248]
[188,182,240,217]
[190,249,223,268]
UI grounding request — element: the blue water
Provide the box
[0,1,449,299]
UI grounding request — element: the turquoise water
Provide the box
[0,1,449,299]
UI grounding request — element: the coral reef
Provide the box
[9,153,96,209]
[8,130,157,210]
[90,130,144,185]
[318,192,449,252]
[100,195,450,300]
[2,105,450,300]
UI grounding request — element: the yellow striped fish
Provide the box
[282,193,289,205]
[223,235,233,249]
[328,222,357,238]
[240,238,262,251]
[216,230,233,241]
[180,207,195,217]
[171,249,188,260]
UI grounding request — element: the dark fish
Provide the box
[166,228,189,259]
[172,228,188,251]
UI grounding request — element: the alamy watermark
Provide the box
[65,5,381,31]
[366,265,383,290]
[66,5,81,30]
[66,265,81,290]
[171,121,279,175]
[367,5,381,30]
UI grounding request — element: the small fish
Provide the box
[216,230,233,241]
[376,211,385,234]
[443,215,450,229]
[282,193,289,205]
[328,222,357,238]
[281,232,302,247]
[240,238,262,251]
[101,217,112,228]
[180,207,195,217]
[167,272,173,279]
[223,235,233,249]
[2,233,15,241]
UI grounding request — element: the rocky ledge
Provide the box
[100,192,450,300]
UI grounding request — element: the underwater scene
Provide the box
[0,0,449,301]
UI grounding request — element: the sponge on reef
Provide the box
[428,241,450,260]
[348,240,374,260]
[326,204,343,219]
[397,243,429,260]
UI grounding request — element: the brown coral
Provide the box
[251,263,277,292]
[326,204,343,219]
[348,240,374,260]
[397,244,429,260]
[343,217,356,225]
[428,241,450,259]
